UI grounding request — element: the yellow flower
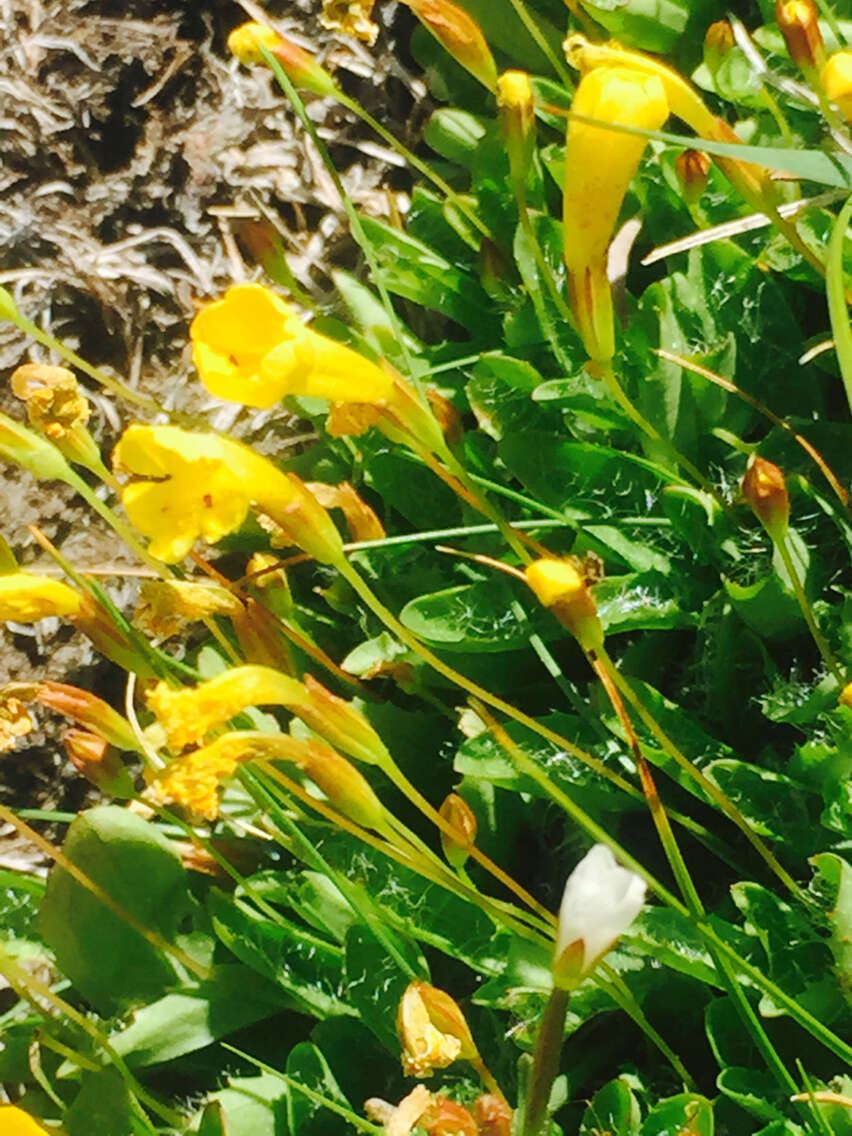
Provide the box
[320,0,379,45]
[113,424,344,566]
[146,737,249,822]
[0,572,81,622]
[190,283,393,409]
[0,1106,50,1135]
[821,50,852,120]
[563,66,668,361]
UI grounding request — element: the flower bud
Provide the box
[525,558,604,653]
[231,599,296,673]
[439,792,477,868]
[227,22,338,97]
[10,362,104,474]
[821,50,852,121]
[675,149,711,206]
[497,70,536,192]
[246,552,294,616]
[776,0,825,73]
[704,19,735,69]
[742,455,790,540]
[305,481,385,542]
[297,740,387,831]
[64,728,135,797]
[840,681,852,709]
[474,1094,513,1136]
[397,980,478,1077]
[0,411,72,483]
[553,844,646,990]
[404,0,497,90]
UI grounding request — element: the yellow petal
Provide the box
[0,573,81,622]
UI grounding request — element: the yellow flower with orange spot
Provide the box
[190,283,393,410]
[0,572,82,622]
[113,424,344,566]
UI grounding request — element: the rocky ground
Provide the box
[0,0,421,823]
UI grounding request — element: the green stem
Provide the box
[775,534,846,685]
[826,196,852,416]
[336,91,491,241]
[521,986,570,1136]
[504,0,574,86]
[334,556,642,802]
[599,362,718,497]
[596,644,804,900]
[438,444,534,563]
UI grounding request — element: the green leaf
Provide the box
[640,1093,714,1136]
[286,1042,352,1136]
[198,1073,285,1136]
[706,762,819,851]
[37,806,195,1015]
[579,1077,642,1136]
[208,891,349,1019]
[343,924,426,1052]
[197,1101,228,1136]
[110,965,291,1067]
[400,578,554,653]
[809,853,852,994]
[593,571,696,634]
[716,1067,788,1124]
[358,215,493,328]
[65,1069,138,1136]
[583,0,692,51]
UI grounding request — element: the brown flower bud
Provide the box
[675,149,711,205]
[404,0,497,90]
[34,680,138,750]
[64,728,135,797]
[776,0,825,73]
[742,456,790,538]
[439,792,477,868]
[705,19,735,60]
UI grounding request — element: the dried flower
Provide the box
[473,1094,513,1136]
[227,22,337,96]
[562,66,668,361]
[419,1096,478,1136]
[305,481,386,542]
[397,980,478,1077]
[0,572,81,622]
[0,694,33,752]
[438,792,477,868]
[190,283,392,410]
[776,0,825,73]
[146,736,251,822]
[365,1086,433,1136]
[135,579,244,639]
[403,0,497,90]
[525,558,604,652]
[146,666,306,751]
[821,50,852,120]
[320,0,379,45]
[114,424,344,566]
[742,455,790,539]
[33,679,138,750]
[0,1106,50,1135]
[10,362,104,484]
[553,844,646,989]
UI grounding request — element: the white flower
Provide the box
[553,844,646,987]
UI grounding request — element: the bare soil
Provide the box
[0,0,421,822]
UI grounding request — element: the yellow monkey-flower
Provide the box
[563,66,668,361]
[113,424,343,565]
[190,283,393,409]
